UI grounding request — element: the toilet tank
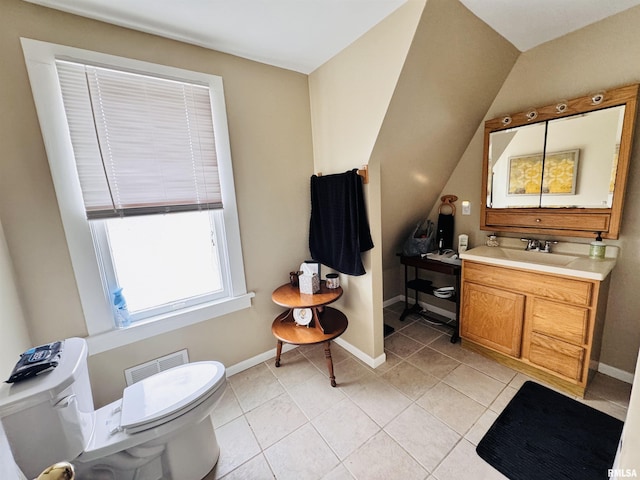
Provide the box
[0,338,95,479]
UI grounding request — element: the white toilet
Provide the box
[0,337,227,480]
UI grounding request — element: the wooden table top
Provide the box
[272,281,343,308]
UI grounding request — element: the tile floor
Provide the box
[206,301,632,480]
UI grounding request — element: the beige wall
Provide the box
[438,5,640,374]
[376,0,519,300]
[308,0,426,360]
[0,220,31,380]
[0,0,314,406]
[3,0,639,415]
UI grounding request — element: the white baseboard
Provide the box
[226,342,297,377]
[334,337,386,368]
[229,294,454,377]
[598,362,634,384]
[383,295,404,308]
[384,295,455,321]
[226,338,385,377]
[418,301,456,321]
[382,295,456,320]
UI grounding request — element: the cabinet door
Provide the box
[461,282,525,357]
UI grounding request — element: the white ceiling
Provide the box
[24,0,640,73]
[459,0,640,52]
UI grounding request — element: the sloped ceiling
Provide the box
[22,0,640,73]
[21,0,408,73]
[459,0,640,51]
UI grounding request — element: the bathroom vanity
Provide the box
[458,83,640,397]
[460,245,617,397]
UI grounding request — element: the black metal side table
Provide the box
[399,254,461,343]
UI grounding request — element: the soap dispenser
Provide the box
[589,232,606,259]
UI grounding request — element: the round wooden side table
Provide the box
[271,282,348,387]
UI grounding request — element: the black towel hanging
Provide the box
[309,169,373,276]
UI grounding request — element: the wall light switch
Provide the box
[462,200,471,215]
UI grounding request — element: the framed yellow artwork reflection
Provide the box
[508,149,579,195]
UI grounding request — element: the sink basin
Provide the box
[459,245,617,280]
[500,249,579,267]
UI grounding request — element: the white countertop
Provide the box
[459,244,618,281]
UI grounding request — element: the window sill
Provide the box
[85,292,255,355]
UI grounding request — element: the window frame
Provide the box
[21,38,253,354]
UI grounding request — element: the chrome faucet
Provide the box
[521,238,540,251]
[521,238,558,252]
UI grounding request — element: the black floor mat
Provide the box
[477,381,623,480]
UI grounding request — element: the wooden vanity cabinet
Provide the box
[460,261,609,397]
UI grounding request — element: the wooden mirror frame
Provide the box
[481,83,639,239]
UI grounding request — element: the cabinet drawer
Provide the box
[528,333,585,380]
[484,210,610,232]
[463,262,593,306]
[530,298,589,345]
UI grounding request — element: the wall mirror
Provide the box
[481,84,639,239]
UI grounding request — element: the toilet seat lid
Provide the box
[120,361,225,431]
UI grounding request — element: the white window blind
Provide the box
[56,60,222,219]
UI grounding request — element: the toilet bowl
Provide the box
[0,338,226,480]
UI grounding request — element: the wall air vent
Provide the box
[124,349,189,386]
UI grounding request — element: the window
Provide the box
[21,38,252,353]
[93,211,229,320]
